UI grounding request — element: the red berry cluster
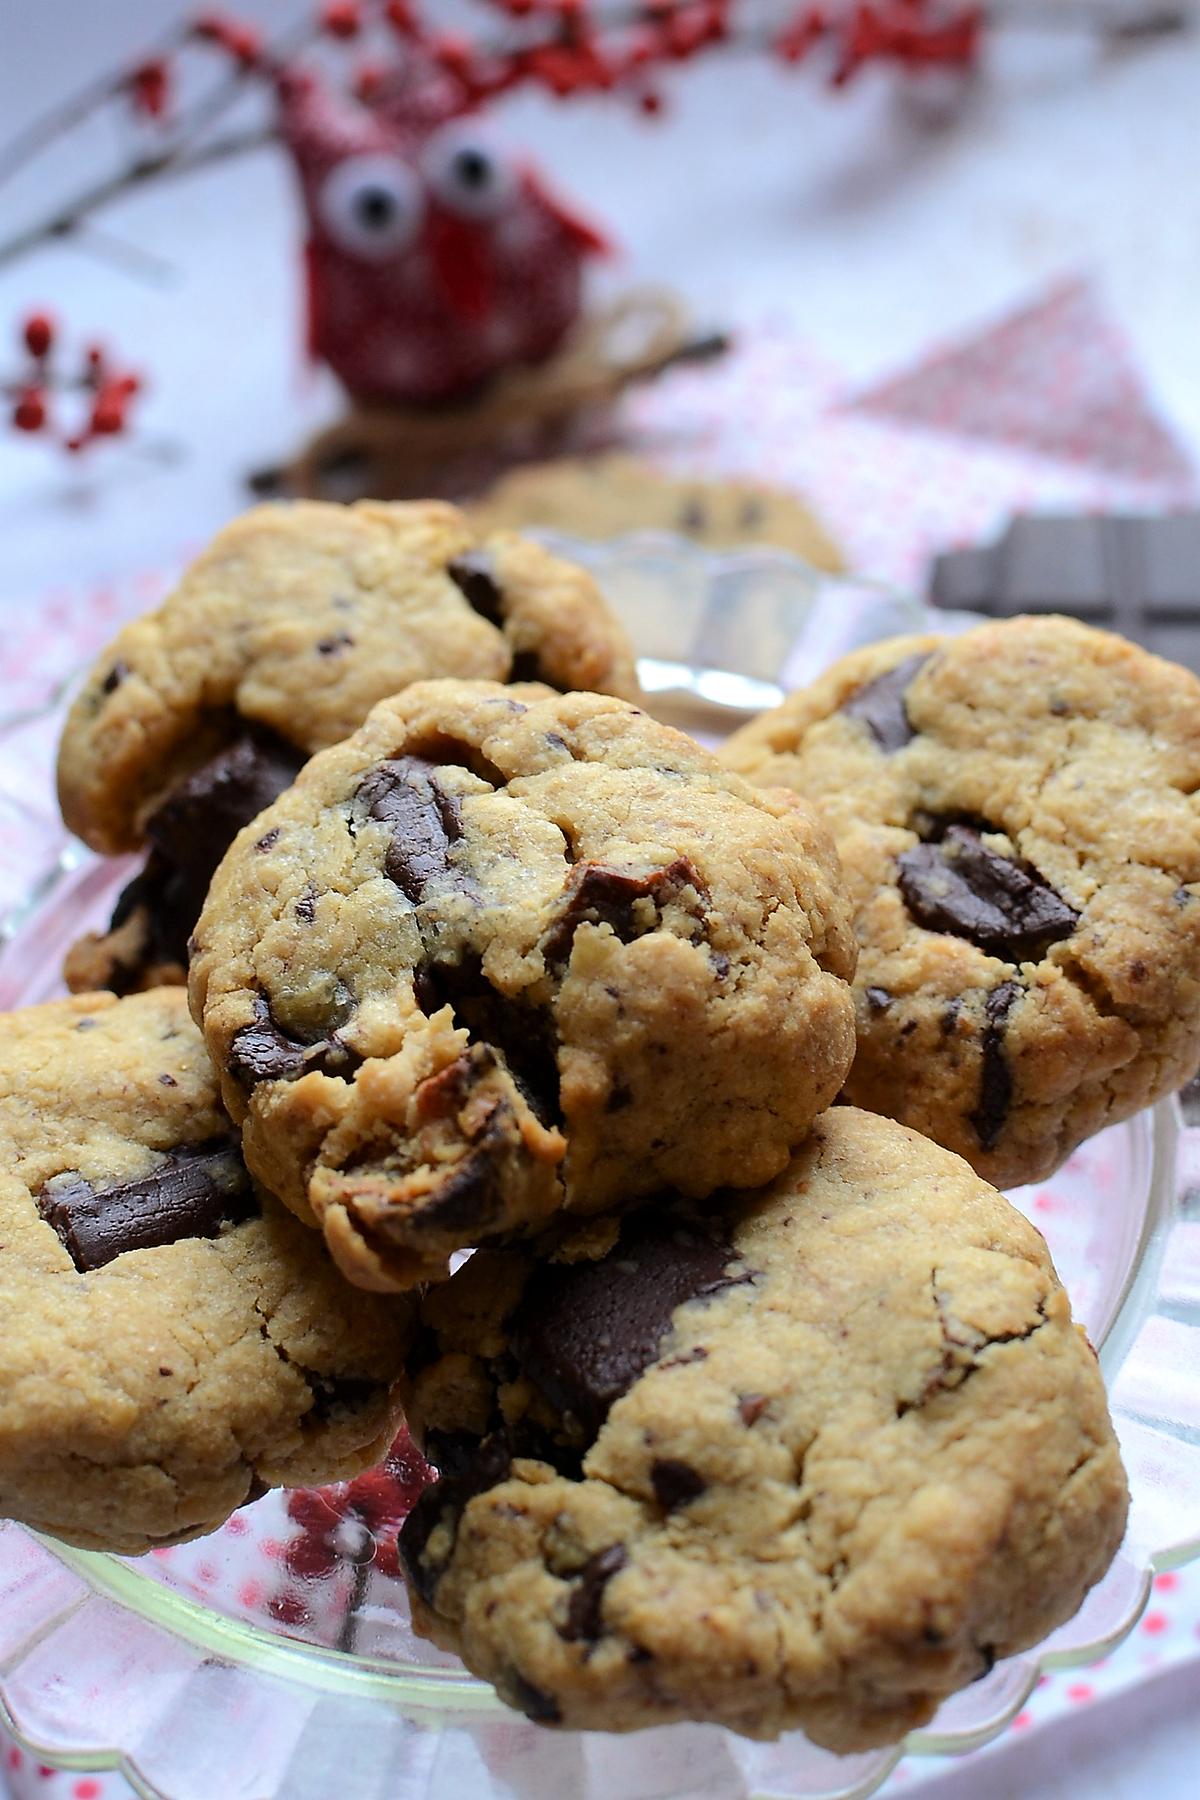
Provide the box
[128,1,983,130]
[7,312,143,453]
[270,1430,432,1631]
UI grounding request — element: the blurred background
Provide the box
[1,0,1197,605]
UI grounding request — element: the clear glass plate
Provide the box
[0,537,1197,1800]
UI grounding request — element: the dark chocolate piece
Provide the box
[356,756,467,903]
[102,660,130,695]
[228,995,358,1091]
[316,632,354,655]
[970,980,1020,1151]
[398,1434,512,1605]
[302,1373,382,1424]
[101,725,305,985]
[650,1459,706,1510]
[864,986,893,1013]
[842,652,933,753]
[561,1545,628,1643]
[897,825,1077,960]
[447,550,505,626]
[416,954,561,1126]
[541,857,705,969]
[37,1140,255,1272]
[507,1671,563,1725]
[928,511,1200,668]
[508,648,559,688]
[513,1215,751,1443]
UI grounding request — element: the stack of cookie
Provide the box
[7,497,1195,1757]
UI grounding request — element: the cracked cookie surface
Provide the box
[721,615,1200,1186]
[56,499,638,995]
[396,1106,1128,1749]
[0,988,412,1554]
[189,679,857,1291]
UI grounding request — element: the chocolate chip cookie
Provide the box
[57,499,639,995]
[0,988,412,1554]
[397,1106,1128,1749]
[721,615,1200,1187]
[189,679,857,1291]
[470,453,845,570]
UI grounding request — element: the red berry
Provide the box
[638,87,664,114]
[320,1,362,38]
[431,32,472,74]
[23,312,53,358]
[90,400,124,436]
[13,388,46,432]
[130,57,171,119]
[384,0,416,33]
[193,13,261,66]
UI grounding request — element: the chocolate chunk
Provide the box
[970,981,1020,1151]
[561,1545,628,1643]
[229,995,358,1090]
[316,632,353,655]
[513,1215,750,1443]
[651,1459,706,1510]
[738,1393,769,1426]
[940,997,963,1037]
[294,885,318,924]
[409,1144,501,1235]
[507,1671,562,1725]
[37,1140,255,1272]
[416,955,561,1126]
[508,648,561,688]
[541,858,706,970]
[448,550,505,626]
[101,725,305,985]
[356,757,467,902]
[897,825,1077,960]
[147,726,304,891]
[102,660,130,695]
[302,1373,380,1424]
[842,652,933,753]
[679,498,707,532]
[398,1434,512,1605]
[864,986,893,1013]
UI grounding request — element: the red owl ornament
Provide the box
[278,61,611,408]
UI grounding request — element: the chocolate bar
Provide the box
[928,512,1200,666]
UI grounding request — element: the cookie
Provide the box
[721,615,1200,1187]
[0,988,413,1554]
[397,1106,1128,1750]
[470,453,844,570]
[57,499,639,994]
[188,679,857,1291]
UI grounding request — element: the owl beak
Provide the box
[426,209,494,324]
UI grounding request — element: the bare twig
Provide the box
[0,127,276,273]
[0,18,193,189]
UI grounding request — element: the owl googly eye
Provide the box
[422,125,518,222]
[317,154,424,261]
